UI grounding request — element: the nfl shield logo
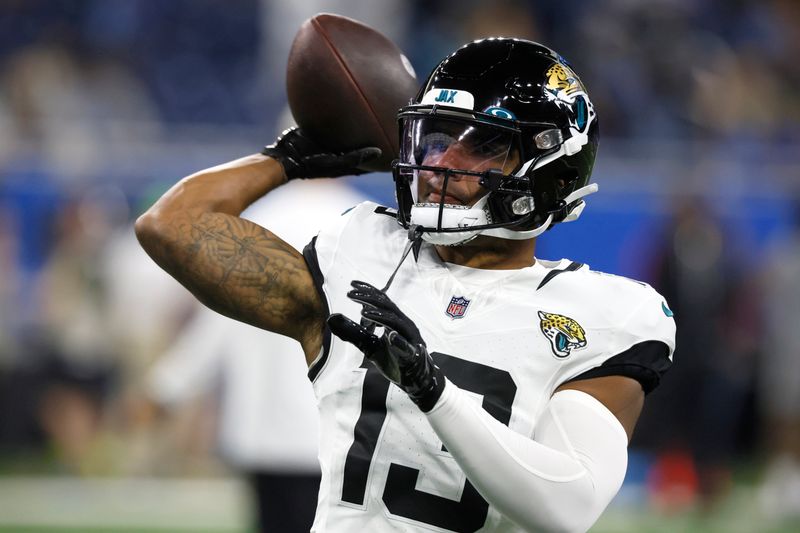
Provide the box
[446,296,470,319]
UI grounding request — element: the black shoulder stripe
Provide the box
[302,236,331,383]
[374,206,397,219]
[563,341,672,394]
[536,261,583,290]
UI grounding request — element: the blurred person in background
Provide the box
[758,197,800,523]
[25,184,196,476]
[0,206,37,456]
[147,179,366,532]
[635,196,760,512]
[28,189,123,474]
[0,208,19,365]
[99,191,205,475]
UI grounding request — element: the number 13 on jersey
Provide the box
[340,353,517,532]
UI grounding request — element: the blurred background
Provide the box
[0,0,798,531]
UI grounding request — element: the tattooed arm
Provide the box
[136,130,380,362]
[135,154,325,363]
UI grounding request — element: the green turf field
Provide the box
[0,476,797,532]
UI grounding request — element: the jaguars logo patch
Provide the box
[538,311,587,358]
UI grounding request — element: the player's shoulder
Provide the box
[571,264,675,352]
[331,201,403,242]
[345,200,399,223]
[311,201,405,268]
[536,260,673,336]
[547,261,665,309]
[535,263,676,391]
[313,200,395,239]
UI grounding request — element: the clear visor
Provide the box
[400,116,520,173]
[398,116,524,205]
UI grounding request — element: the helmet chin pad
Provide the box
[410,197,489,245]
[411,202,555,245]
[420,229,480,246]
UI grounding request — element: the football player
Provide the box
[136,39,675,532]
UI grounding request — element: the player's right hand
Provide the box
[261,127,381,180]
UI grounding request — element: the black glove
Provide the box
[261,127,381,180]
[327,281,445,412]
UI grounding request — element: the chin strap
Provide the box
[381,225,424,292]
[363,226,424,334]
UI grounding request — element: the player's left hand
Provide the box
[327,281,445,412]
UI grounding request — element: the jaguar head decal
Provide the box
[538,311,587,358]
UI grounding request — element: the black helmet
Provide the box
[392,38,599,245]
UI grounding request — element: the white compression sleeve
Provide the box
[425,381,629,533]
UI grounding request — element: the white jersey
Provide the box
[304,202,675,533]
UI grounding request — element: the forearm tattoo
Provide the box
[151,211,324,341]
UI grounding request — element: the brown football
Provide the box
[286,13,419,172]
